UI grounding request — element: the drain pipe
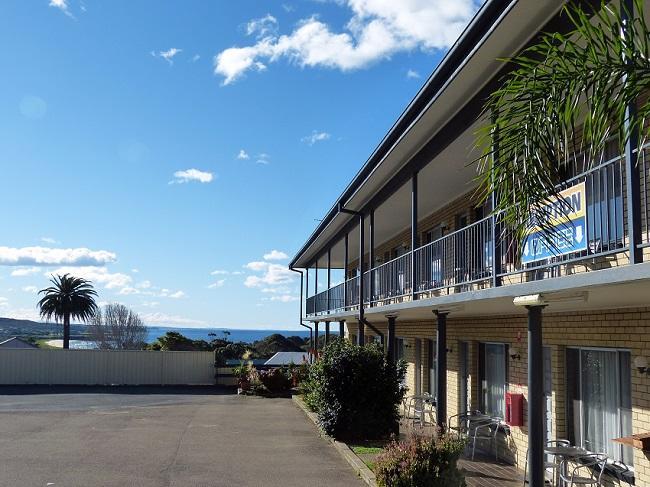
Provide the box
[290,267,314,363]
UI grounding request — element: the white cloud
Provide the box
[244,262,295,288]
[46,266,131,290]
[256,153,270,165]
[168,290,185,299]
[2,307,41,321]
[49,0,74,18]
[10,267,41,277]
[191,54,201,62]
[208,279,226,289]
[237,149,250,160]
[302,130,331,145]
[211,270,229,275]
[136,280,151,289]
[153,48,182,65]
[21,286,38,294]
[139,312,205,327]
[0,246,116,267]
[406,69,420,79]
[214,0,478,85]
[118,286,139,295]
[40,237,59,244]
[131,268,139,273]
[270,295,299,302]
[169,168,214,184]
[118,284,185,299]
[0,297,9,307]
[141,301,159,308]
[263,250,288,261]
[246,14,279,39]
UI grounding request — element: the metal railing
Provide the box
[641,145,650,247]
[305,154,639,316]
[499,155,626,276]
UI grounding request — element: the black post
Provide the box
[527,305,545,487]
[325,321,330,346]
[387,316,396,361]
[359,214,365,317]
[358,321,365,346]
[327,248,331,312]
[622,0,642,264]
[314,259,318,299]
[343,233,349,308]
[411,172,419,300]
[314,321,319,357]
[306,265,310,298]
[339,320,345,339]
[369,209,375,307]
[491,111,502,286]
[435,311,448,427]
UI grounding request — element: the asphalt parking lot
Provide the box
[0,386,361,487]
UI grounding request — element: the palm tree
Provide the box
[38,274,98,349]
[477,0,650,247]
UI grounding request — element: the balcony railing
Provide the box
[306,154,642,316]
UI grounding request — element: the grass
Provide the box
[350,445,384,455]
[35,338,58,349]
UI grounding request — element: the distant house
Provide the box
[264,352,309,367]
[0,337,37,349]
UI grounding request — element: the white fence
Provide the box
[0,349,216,385]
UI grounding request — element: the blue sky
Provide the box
[0,0,478,329]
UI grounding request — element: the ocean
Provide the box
[145,327,317,344]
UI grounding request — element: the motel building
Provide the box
[289,0,650,485]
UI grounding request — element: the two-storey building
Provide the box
[289,0,650,485]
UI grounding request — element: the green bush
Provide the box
[304,339,406,441]
[375,433,467,487]
[258,368,292,393]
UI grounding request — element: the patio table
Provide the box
[544,446,588,487]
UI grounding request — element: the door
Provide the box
[428,339,437,398]
[414,339,422,395]
[459,341,469,414]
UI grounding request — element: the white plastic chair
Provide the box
[522,439,570,486]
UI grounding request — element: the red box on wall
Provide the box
[505,392,524,426]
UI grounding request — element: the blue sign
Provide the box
[521,182,588,264]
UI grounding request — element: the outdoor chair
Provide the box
[522,439,570,486]
[603,460,634,486]
[448,410,485,437]
[559,453,608,487]
[469,416,502,461]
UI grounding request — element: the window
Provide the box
[480,343,508,418]
[566,348,632,464]
[428,339,437,398]
[396,338,406,361]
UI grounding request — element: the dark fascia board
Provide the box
[288,0,513,269]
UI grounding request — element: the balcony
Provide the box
[306,150,650,317]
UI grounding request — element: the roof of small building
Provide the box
[264,351,309,366]
[0,337,38,349]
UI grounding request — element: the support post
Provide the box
[359,215,365,316]
[344,233,349,307]
[327,248,331,312]
[369,209,375,306]
[411,172,419,300]
[527,305,545,487]
[314,321,319,357]
[357,321,365,346]
[491,111,502,286]
[387,315,396,361]
[622,0,642,264]
[434,310,448,427]
[325,321,330,346]
[339,320,345,339]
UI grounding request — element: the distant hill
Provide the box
[0,317,89,341]
[252,333,307,357]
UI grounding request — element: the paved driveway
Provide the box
[0,386,361,487]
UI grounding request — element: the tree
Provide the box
[37,274,98,349]
[88,303,148,350]
[477,0,650,248]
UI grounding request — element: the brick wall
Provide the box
[347,306,650,483]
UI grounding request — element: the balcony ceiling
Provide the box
[292,0,568,270]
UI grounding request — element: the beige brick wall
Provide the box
[346,307,650,483]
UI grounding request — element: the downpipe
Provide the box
[289,267,314,363]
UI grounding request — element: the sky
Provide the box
[0,0,480,329]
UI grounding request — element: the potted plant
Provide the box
[232,362,250,393]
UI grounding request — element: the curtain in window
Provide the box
[484,344,506,417]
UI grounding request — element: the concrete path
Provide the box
[0,386,362,487]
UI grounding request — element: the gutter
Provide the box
[289,268,314,363]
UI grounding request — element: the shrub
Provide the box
[375,433,467,487]
[258,368,292,393]
[305,339,406,441]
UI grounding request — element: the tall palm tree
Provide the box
[38,274,98,349]
[477,0,650,247]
